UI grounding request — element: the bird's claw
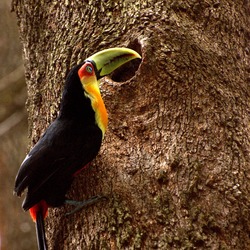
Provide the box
[65,195,107,216]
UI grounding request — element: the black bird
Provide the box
[14,48,141,250]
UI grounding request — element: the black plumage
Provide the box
[14,64,102,210]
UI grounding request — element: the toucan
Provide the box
[14,48,141,250]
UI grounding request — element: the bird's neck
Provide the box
[58,77,108,137]
[58,78,95,124]
[83,83,108,137]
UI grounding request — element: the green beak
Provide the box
[85,47,141,80]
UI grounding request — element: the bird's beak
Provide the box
[85,48,141,80]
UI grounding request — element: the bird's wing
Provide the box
[14,120,102,198]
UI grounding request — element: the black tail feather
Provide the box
[36,210,47,250]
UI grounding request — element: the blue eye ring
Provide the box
[86,65,93,73]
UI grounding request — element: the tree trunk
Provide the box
[12,0,250,249]
[0,1,29,250]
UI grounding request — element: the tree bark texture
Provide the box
[0,1,28,249]
[12,0,250,249]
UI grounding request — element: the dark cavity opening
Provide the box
[111,39,142,82]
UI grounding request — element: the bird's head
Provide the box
[77,48,141,136]
[78,47,141,87]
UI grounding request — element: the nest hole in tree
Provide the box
[110,39,142,82]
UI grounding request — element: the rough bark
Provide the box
[0,1,29,249]
[12,0,250,249]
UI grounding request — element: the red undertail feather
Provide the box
[29,200,48,222]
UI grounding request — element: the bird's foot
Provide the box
[65,195,107,216]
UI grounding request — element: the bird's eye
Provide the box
[86,65,93,73]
